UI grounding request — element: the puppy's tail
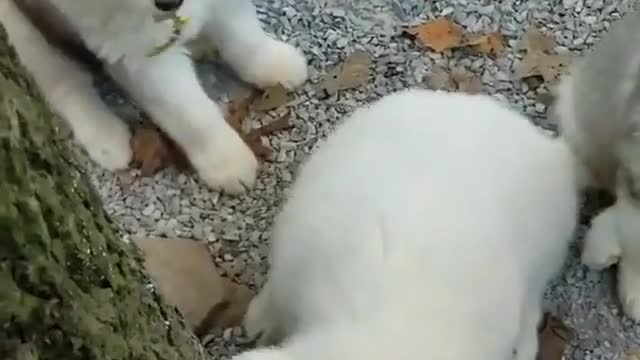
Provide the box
[551,74,620,193]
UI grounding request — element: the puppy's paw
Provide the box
[192,129,258,194]
[581,208,621,270]
[619,261,640,321]
[243,294,268,340]
[78,116,132,171]
[242,281,281,346]
[238,38,308,89]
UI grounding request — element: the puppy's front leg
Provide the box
[203,0,308,89]
[513,296,542,360]
[108,51,257,194]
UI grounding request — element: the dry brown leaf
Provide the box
[515,27,571,85]
[224,93,294,160]
[405,18,507,58]
[133,236,254,336]
[424,65,457,91]
[242,113,293,160]
[424,66,482,94]
[194,279,254,336]
[538,313,572,360]
[405,17,465,52]
[253,84,290,111]
[318,49,372,95]
[130,126,189,176]
[226,91,260,132]
[515,52,572,83]
[253,113,294,136]
[466,32,506,56]
[520,27,556,54]
[450,69,483,94]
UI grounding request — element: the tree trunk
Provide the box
[0,24,207,360]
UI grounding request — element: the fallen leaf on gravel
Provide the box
[424,66,482,94]
[424,65,457,91]
[225,93,293,160]
[253,84,290,111]
[538,313,572,360]
[515,27,572,84]
[130,125,190,176]
[450,68,483,94]
[242,113,293,160]
[520,27,556,54]
[516,52,572,83]
[226,91,261,132]
[252,113,294,136]
[404,17,464,52]
[318,49,372,95]
[134,236,253,337]
[466,32,505,56]
[405,18,507,58]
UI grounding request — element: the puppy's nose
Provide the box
[154,0,183,12]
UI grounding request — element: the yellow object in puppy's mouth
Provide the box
[147,14,191,57]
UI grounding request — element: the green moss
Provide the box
[0,25,205,360]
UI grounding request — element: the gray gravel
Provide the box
[85,0,640,358]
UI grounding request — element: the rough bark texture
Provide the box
[0,25,207,360]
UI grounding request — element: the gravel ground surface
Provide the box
[86,0,640,359]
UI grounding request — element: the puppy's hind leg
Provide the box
[513,295,542,360]
[581,207,622,270]
[619,255,640,321]
[0,1,132,170]
[615,201,640,321]
[202,0,308,90]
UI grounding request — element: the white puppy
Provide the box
[552,8,640,320]
[0,0,308,194]
[237,89,579,360]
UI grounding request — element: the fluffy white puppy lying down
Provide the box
[1,0,308,194]
[235,88,580,360]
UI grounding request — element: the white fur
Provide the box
[581,183,640,320]
[553,8,640,321]
[237,89,579,360]
[0,0,308,194]
[559,69,640,320]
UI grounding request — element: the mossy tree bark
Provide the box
[0,25,207,360]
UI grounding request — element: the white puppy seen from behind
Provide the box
[236,89,580,360]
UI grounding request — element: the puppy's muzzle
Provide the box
[154,0,184,12]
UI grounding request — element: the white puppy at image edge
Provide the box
[552,8,640,321]
[235,89,580,360]
[0,0,308,194]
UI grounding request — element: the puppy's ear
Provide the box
[232,348,292,360]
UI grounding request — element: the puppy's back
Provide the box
[269,89,577,334]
